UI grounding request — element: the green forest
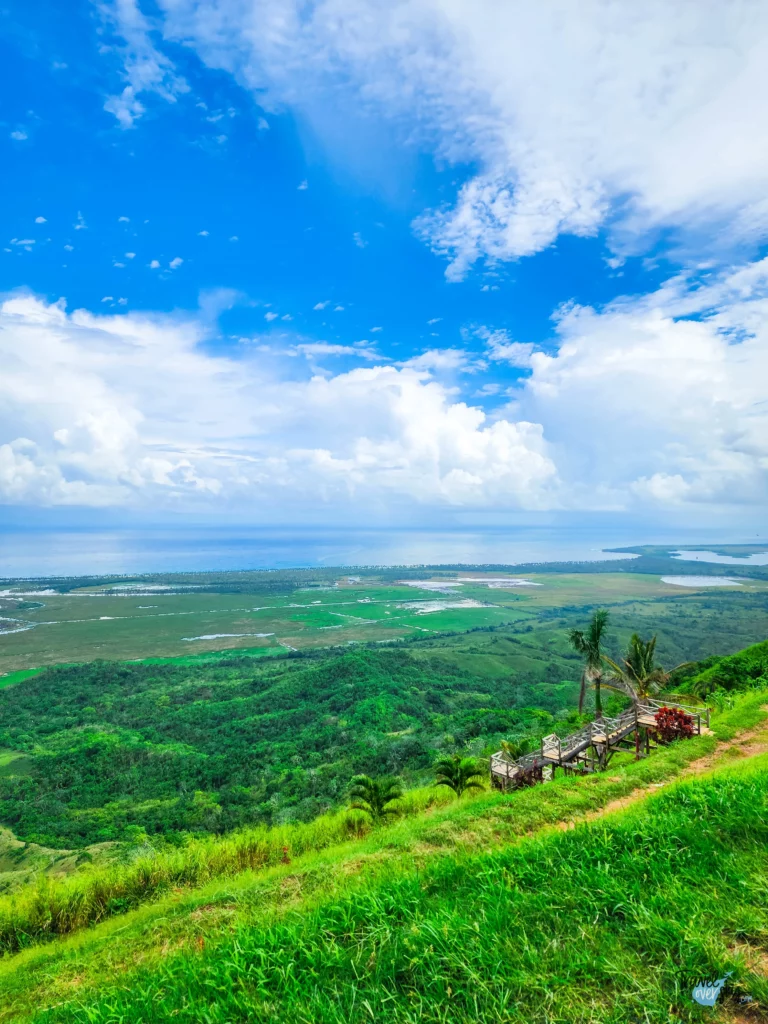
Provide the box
[0,645,575,846]
[1,602,767,851]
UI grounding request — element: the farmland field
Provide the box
[2,547,767,674]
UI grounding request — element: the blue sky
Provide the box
[1,0,767,529]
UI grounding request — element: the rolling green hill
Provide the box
[0,676,765,1022]
[0,614,766,1021]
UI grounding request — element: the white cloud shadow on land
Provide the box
[105,0,768,276]
[1,259,767,516]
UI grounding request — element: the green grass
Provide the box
[0,687,762,967]
[10,722,767,1022]
[0,670,43,690]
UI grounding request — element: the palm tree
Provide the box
[500,737,534,761]
[568,609,610,718]
[603,633,668,703]
[348,774,403,823]
[433,754,485,797]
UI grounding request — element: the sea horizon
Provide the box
[1,523,766,579]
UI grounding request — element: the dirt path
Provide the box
[558,712,768,830]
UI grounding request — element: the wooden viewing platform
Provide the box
[490,699,710,790]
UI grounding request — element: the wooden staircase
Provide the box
[490,699,710,791]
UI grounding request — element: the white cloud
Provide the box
[480,329,537,369]
[74,212,86,231]
[264,311,279,321]
[257,117,270,131]
[118,216,130,223]
[145,0,768,277]
[509,259,768,508]
[125,252,136,259]
[334,305,345,311]
[149,259,160,269]
[10,131,27,141]
[427,318,442,325]
[64,244,74,252]
[169,256,183,269]
[198,230,209,236]
[35,217,47,224]
[102,0,189,128]
[353,232,367,249]
[370,326,382,332]
[229,235,238,242]
[297,180,308,190]
[0,295,556,512]
[3,263,768,516]
[114,261,126,268]
[403,349,472,373]
[295,342,378,361]
[101,296,114,302]
[313,301,329,310]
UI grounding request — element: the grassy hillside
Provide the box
[0,687,765,1022]
[51,758,768,1024]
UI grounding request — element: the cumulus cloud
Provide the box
[2,261,767,515]
[137,0,768,277]
[0,295,557,512]
[510,259,768,508]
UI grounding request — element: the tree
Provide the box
[500,737,534,761]
[568,609,610,718]
[433,755,485,797]
[603,633,668,704]
[348,774,403,823]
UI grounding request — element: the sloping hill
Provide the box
[1,681,766,1023]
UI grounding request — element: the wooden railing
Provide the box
[491,699,709,789]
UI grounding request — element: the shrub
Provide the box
[654,706,695,743]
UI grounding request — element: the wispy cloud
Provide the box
[294,342,379,361]
[402,349,473,373]
[143,1,768,278]
[102,0,189,128]
[478,328,537,368]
